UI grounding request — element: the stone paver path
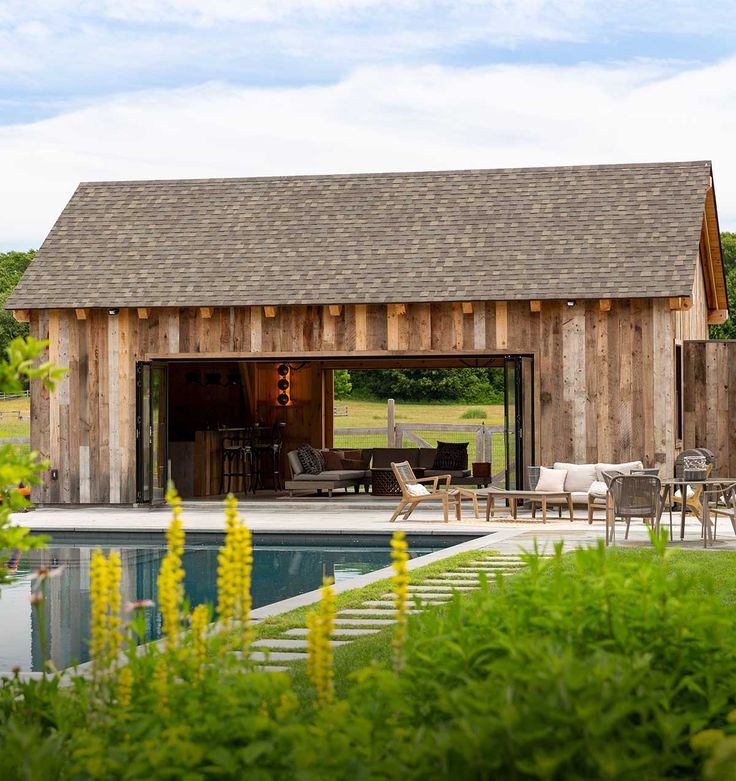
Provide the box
[250,552,552,673]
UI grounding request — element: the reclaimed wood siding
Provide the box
[31,299,688,503]
[683,341,736,477]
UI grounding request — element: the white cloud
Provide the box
[2,55,736,248]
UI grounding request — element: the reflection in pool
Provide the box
[0,541,439,672]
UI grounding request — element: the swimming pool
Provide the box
[0,535,451,672]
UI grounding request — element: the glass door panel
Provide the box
[151,363,168,503]
[136,363,151,503]
[504,358,517,488]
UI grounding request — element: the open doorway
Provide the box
[136,354,534,503]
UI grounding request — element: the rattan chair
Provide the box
[389,461,479,523]
[701,482,736,544]
[607,474,662,546]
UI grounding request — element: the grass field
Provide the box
[0,396,30,438]
[333,398,506,467]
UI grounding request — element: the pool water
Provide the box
[0,540,440,672]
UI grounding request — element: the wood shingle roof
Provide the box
[8,160,715,309]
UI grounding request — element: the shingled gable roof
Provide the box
[7,160,720,310]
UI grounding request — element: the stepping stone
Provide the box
[382,593,450,601]
[284,627,381,637]
[417,582,476,590]
[431,572,484,579]
[333,618,396,626]
[255,665,290,673]
[338,609,422,616]
[250,651,308,662]
[252,638,350,649]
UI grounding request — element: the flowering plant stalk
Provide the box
[306,577,336,704]
[157,484,186,653]
[216,494,253,653]
[90,550,123,676]
[390,531,410,673]
[191,603,210,678]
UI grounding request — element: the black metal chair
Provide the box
[607,474,662,546]
[252,422,286,492]
[219,433,251,495]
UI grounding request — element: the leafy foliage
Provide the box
[0,250,34,358]
[350,367,505,403]
[332,369,352,399]
[0,337,65,581]
[710,232,736,339]
[2,534,736,779]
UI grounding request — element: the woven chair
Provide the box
[389,461,479,523]
[607,474,662,546]
[699,482,736,544]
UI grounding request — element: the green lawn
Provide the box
[0,396,29,438]
[334,398,505,466]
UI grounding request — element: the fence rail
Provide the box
[0,391,30,400]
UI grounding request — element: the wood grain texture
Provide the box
[29,299,709,503]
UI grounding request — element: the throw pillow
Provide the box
[433,441,469,470]
[535,466,567,493]
[588,480,608,499]
[322,450,344,471]
[406,483,430,497]
[297,444,325,475]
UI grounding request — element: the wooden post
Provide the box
[387,398,395,447]
[475,427,483,463]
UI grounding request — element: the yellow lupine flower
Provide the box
[306,577,336,704]
[191,603,209,676]
[157,485,186,652]
[117,666,134,709]
[153,656,169,714]
[106,551,123,661]
[390,531,410,673]
[90,550,110,674]
[216,494,253,651]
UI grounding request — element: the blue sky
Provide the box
[2,0,736,248]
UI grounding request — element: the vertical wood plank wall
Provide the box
[31,298,687,504]
[683,341,736,477]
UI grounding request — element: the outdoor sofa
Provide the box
[528,461,646,522]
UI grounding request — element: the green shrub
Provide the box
[459,407,487,419]
[2,538,736,779]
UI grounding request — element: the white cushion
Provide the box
[674,487,695,500]
[406,483,430,497]
[595,461,644,483]
[554,462,597,493]
[536,466,567,493]
[588,480,609,499]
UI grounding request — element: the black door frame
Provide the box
[135,361,169,504]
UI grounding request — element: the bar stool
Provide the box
[219,434,253,495]
[252,423,285,492]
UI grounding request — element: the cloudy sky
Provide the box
[2,0,736,249]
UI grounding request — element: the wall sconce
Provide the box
[277,363,290,405]
[108,308,120,316]
[566,300,576,308]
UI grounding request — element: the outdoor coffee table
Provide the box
[477,487,573,523]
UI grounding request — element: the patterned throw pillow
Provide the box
[432,441,469,471]
[297,444,325,475]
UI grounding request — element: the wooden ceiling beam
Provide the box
[599,299,612,312]
[137,308,149,320]
[669,297,692,311]
[529,300,541,313]
[12,309,30,323]
[264,306,277,318]
[199,307,214,319]
[707,309,729,325]
[328,304,342,316]
[461,301,474,314]
[74,308,88,320]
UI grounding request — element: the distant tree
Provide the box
[350,368,504,404]
[710,232,736,339]
[333,369,352,399]
[0,250,35,357]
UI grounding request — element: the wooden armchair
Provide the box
[389,461,479,523]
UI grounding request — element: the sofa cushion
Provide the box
[595,461,644,482]
[322,450,345,471]
[417,448,437,469]
[424,469,471,478]
[372,448,420,469]
[554,462,597,493]
[588,480,608,499]
[297,444,325,475]
[287,450,304,477]
[536,466,567,493]
[342,458,370,470]
[433,441,469,470]
[292,469,366,481]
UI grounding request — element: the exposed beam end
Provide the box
[599,299,612,312]
[137,308,149,320]
[669,297,692,311]
[707,309,729,325]
[199,307,214,319]
[529,300,541,313]
[75,308,88,320]
[264,305,278,318]
[328,304,342,317]
[12,309,30,323]
[461,301,474,314]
